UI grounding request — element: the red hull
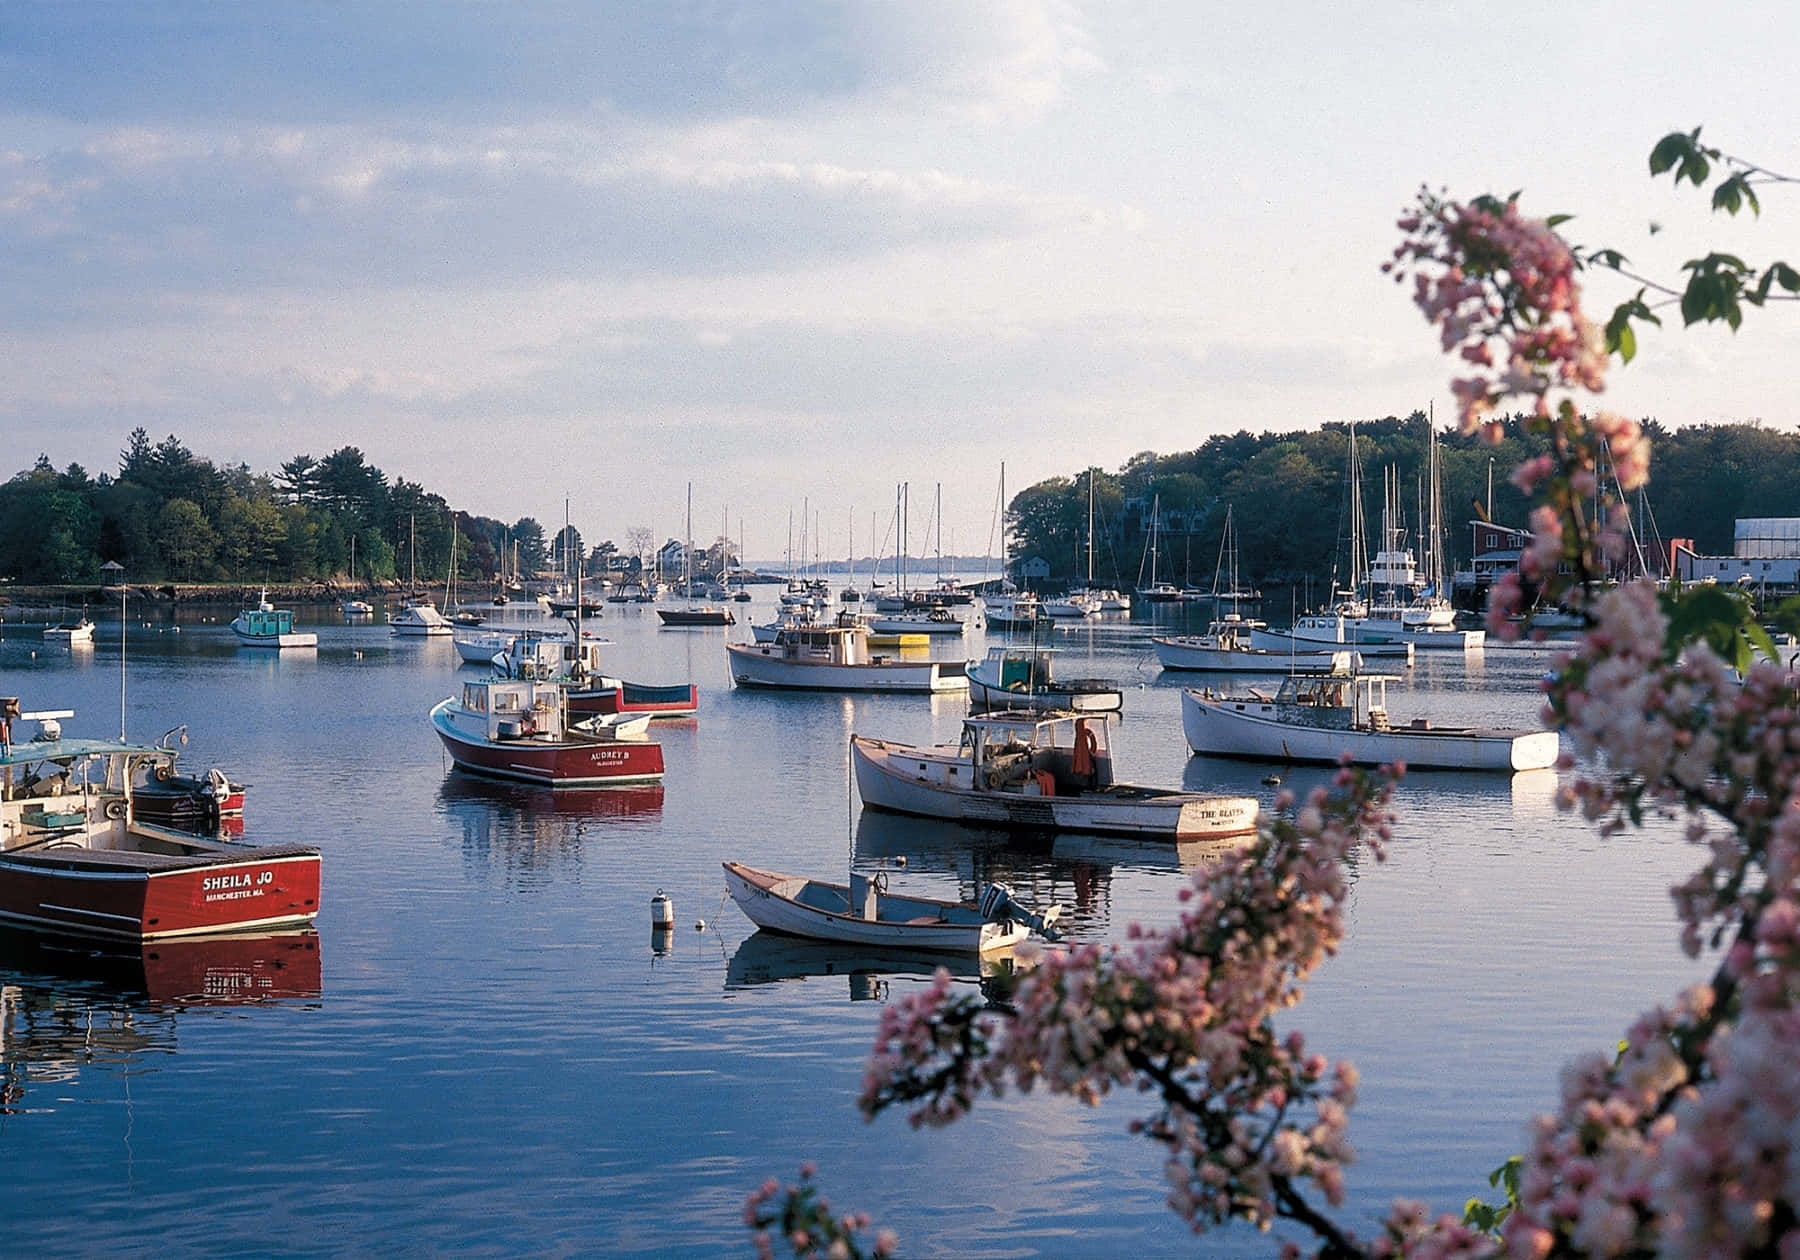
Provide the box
[434,723,665,787]
[0,846,321,942]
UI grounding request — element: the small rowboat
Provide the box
[722,861,1060,955]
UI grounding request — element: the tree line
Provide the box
[1007,412,1800,594]
[0,429,577,588]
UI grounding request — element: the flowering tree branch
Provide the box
[747,129,1800,1259]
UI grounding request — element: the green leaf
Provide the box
[1649,132,1692,176]
[1713,179,1742,215]
[1774,262,1800,292]
[1609,319,1638,363]
[1546,213,1573,228]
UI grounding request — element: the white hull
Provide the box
[865,615,966,636]
[727,643,966,692]
[1179,689,1558,771]
[1152,636,1351,673]
[231,628,319,648]
[852,735,1258,840]
[723,862,1033,954]
[1249,623,1416,662]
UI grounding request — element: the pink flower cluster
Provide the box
[859,768,1398,1244]
[1386,192,1608,437]
[743,1164,897,1260]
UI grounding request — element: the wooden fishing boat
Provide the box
[1152,615,1354,674]
[722,860,1061,955]
[1180,672,1559,771]
[852,711,1260,841]
[0,702,320,941]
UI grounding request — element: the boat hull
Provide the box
[430,702,665,786]
[230,627,318,648]
[851,735,1258,840]
[1151,636,1352,674]
[722,862,1029,954]
[1179,689,1559,771]
[727,644,966,693]
[0,843,321,941]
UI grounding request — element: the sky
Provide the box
[5,1,1799,563]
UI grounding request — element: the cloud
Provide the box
[0,116,1110,299]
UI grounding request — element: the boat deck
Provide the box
[0,842,318,874]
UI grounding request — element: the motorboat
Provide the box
[42,618,96,645]
[429,677,664,787]
[852,711,1260,841]
[0,701,320,941]
[389,600,454,637]
[727,622,967,693]
[1249,614,1416,663]
[1041,593,1099,619]
[1180,672,1559,771]
[341,599,374,616]
[722,860,1061,955]
[230,590,318,649]
[496,629,698,720]
[1151,615,1355,674]
[981,589,1046,631]
[864,608,966,637]
[965,644,1122,713]
[130,727,247,836]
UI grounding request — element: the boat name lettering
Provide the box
[202,870,275,892]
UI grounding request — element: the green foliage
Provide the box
[1659,581,1777,674]
[1463,1156,1522,1235]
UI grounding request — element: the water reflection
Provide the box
[435,774,665,886]
[0,928,321,1112]
[725,930,1033,1005]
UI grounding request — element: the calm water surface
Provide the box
[0,599,1706,1256]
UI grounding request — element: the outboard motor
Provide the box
[978,882,1064,941]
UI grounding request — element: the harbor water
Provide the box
[0,597,1707,1256]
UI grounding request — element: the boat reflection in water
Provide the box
[725,929,1033,1005]
[435,775,665,885]
[0,926,322,1008]
[0,927,322,1112]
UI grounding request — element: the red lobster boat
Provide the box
[0,701,321,942]
[430,677,665,788]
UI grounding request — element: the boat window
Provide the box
[463,684,488,712]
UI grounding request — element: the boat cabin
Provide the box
[956,711,1116,794]
[457,678,571,742]
[980,645,1062,691]
[239,603,298,637]
[0,702,172,849]
[504,631,605,682]
[762,623,873,665]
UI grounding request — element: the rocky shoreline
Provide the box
[0,582,435,621]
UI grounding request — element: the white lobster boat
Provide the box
[722,860,1060,955]
[852,711,1260,841]
[727,622,967,693]
[1180,673,1558,771]
[1151,614,1351,674]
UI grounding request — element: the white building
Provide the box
[1676,518,1800,592]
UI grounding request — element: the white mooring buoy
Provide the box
[650,889,674,930]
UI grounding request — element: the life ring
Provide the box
[103,800,127,820]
